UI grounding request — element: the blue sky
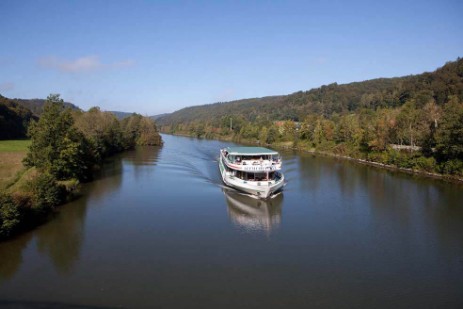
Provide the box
[1,0,462,115]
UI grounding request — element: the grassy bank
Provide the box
[0,140,31,152]
[0,140,30,189]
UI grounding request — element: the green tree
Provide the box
[335,114,362,145]
[24,94,92,180]
[322,119,335,142]
[137,117,162,145]
[240,123,259,140]
[368,109,396,151]
[74,107,124,160]
[121,114,162,146]
[0,193,21,239]
[121,114,142,148]
[421,101,441,156]
[396,100,420,147]
[298,118,312,141]
[29,173,66,214]
[435,97,463,161]
[259,126,268,144]
[282,120,296,139]
[266,126,278,144]
[313,118,324,146]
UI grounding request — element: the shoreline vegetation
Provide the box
[158,58,463,183]
[164,132,463,184]
[0,94,162,241]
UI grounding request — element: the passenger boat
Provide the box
[219,146,285,198]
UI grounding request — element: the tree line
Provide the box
[1,94,162,239]
[159,58,463,177]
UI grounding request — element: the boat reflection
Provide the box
[223,188,283,233]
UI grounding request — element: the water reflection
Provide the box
[81,156,124,206]
[0,146,161,280]
[35,201,87,275]
[123,145,161,166]
[1,136,463,308]
[103,145,162,190]
[0,234,32,283]
[223,188,283,233]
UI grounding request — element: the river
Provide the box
[1,134,463,308]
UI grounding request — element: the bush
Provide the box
[385,149,413,168]
[59,178,81,201]
[317,140,336,151]
[367,151,389,164]
[28,173,66,214]
[439,160,463,176]
[0,192,21,239]
[60,178,80,193]
[412,156,437,172]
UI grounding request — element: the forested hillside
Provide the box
[14,97,79,116]
[109,111,134,120]
[158,58,463,127]
[159,58,463,177]
[0,95,37,139]
[0,94,78,140]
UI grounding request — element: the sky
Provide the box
[1,0,462,115]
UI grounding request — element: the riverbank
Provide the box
[0,146,162,241]
[162,132,463,184]
[1,98,164,241]
[280,144,463,184]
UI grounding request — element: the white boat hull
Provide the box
[219,157,285,199]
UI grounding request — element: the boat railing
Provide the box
[228,174,283,187]
[222,156,281,172]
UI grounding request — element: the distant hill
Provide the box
[0,95,37,139]
[109,111,169,121]
[109,111,135,120]
[0,94,79,139]
[150,113,170,121]
[156,96,286,126]
[14,98,79,116]
[157,58,463,127]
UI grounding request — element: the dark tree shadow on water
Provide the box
[0,154,125,279]
[0,233,33,283]
[0,147,164,280]
[33,200,87,275]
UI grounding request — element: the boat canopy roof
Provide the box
[225,146,278,156]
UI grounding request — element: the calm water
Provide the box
[1,134,463,308]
